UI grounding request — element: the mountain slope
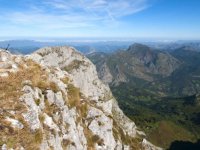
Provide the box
[145,46,200,96]
[0,47,161,150]
[88,44,200,97]
[88,43,180,86]
[88,43,200,148]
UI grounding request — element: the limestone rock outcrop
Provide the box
[0,47,162,150]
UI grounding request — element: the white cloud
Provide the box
[1,0,152,33]
[44,0,150,18]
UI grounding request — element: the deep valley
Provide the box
[88,43,200,149]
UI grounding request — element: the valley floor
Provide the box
[111,85,200,149]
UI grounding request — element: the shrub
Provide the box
[61,77,69,84]
[92,135,104,146]
[34,129,43,144]
[35,99,40,106]
[79,103,88,118]
[37,81,49,90]
[62,139,72,148]
[63,60,84,72]
[49,82,59,92]
[67,84,80,108]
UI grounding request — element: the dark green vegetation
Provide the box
[112,84,200,148]
[88,43,200,149]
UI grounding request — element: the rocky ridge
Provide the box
[88,43,180,85]
[0,47,162,150]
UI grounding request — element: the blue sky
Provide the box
[0,0,199,39]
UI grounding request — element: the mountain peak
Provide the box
[0,46,161,150]
[89,43,180,84]
[127,43,151,52]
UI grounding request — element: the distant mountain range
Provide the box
[1,39,200,55]
[146,41,200,52]
[0,40,133,54]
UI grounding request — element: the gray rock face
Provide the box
[1,144,7,150]
[88,43,180,84]
[5,117,24,129]
[0,49,21,77]
[0,48,162,150]
[98,62,113,84]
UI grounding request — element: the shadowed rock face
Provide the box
[127,43,157,65]
[0,47,162,150]
[126,43,180,78]
[88,43,180,85]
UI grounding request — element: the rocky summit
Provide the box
[0,47,161,150]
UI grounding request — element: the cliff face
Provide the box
[88,44,180,86]
[0,47,161,150]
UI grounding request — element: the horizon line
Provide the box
[0,36,200,41]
